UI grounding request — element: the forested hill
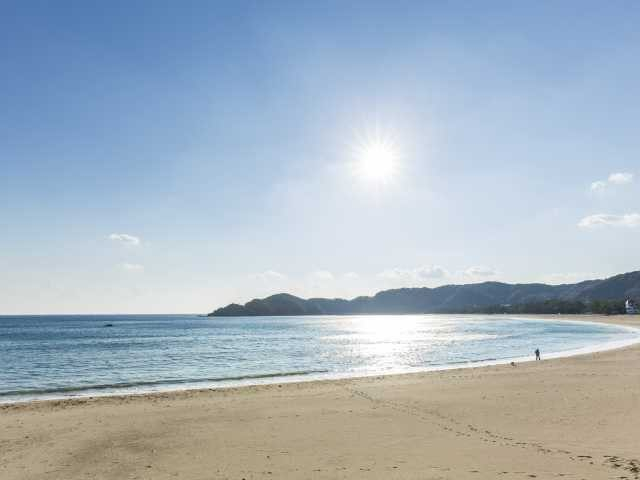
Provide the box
[208,271,640,316]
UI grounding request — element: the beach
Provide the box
[1,315,639,480]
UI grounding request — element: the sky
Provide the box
[1,1,639,314]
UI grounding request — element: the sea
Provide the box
[1,314,638,404]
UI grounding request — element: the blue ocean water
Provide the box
[0,314,638,403]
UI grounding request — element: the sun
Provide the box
[354,139,398,183]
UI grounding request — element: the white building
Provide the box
[625,298,638,314]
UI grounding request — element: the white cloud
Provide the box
[377,265,448,282]
[578,213,640,228]
[463,266,497,277]
[310,270,334,281]
[248,270,287,281]
[343,272,359,280]
[590,172,633,192]
[120,263,144,271]
[108,233,140,246]
[543,272,597,285]
[608,172,634,185]
[415,265,448,279]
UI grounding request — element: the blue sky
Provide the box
[1,1,639,313]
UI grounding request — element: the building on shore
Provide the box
[625,298,639,314]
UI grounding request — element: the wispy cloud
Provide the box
[463,266,497,278]
[310,270,334,281]
[590,172,634,192]
[249,270,287,281]
[608,172,634,185]
[108,233,140,246]
[543,272,598,285]
[590,180,607,193]
[378,265,448,282]
[120,263,144,271]
[578,213,640,228]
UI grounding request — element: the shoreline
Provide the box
[3,314,640,480]
[2,315,640,407]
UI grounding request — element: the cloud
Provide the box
[377,265,448,282]
[590,172,633,192]
[108,233,140,246]
[343,272,359,280]
[463,266,497,277]
[249,270,287,281]
[578,213,640,228]
[120,263,144,271]
[543,272,597,285]
[608,172,634,185]
[377,269,401,280]
[415,265,448,279]
[310,270,334,281]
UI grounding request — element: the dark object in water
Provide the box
[104,323,114,327]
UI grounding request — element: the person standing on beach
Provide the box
[535,348,541,361]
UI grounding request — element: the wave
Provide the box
[0,369,329,399]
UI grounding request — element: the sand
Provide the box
[1,315,640,480]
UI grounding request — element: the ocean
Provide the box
[1,314,638,403]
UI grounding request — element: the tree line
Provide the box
[454,299,627,315]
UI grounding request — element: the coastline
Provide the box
[2,314,640,479]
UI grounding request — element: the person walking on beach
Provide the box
[535,348,541,361]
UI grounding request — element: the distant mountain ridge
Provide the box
[208,270,640,316]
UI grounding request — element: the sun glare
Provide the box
[353,136,399,184]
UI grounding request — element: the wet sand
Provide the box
[1,315,639,480]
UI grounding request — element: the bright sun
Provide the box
[354,139,398,183]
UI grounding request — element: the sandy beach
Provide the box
[1,315,639,480]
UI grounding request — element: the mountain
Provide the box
[208,270,640,316]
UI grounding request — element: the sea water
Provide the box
[1,314,638,403]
